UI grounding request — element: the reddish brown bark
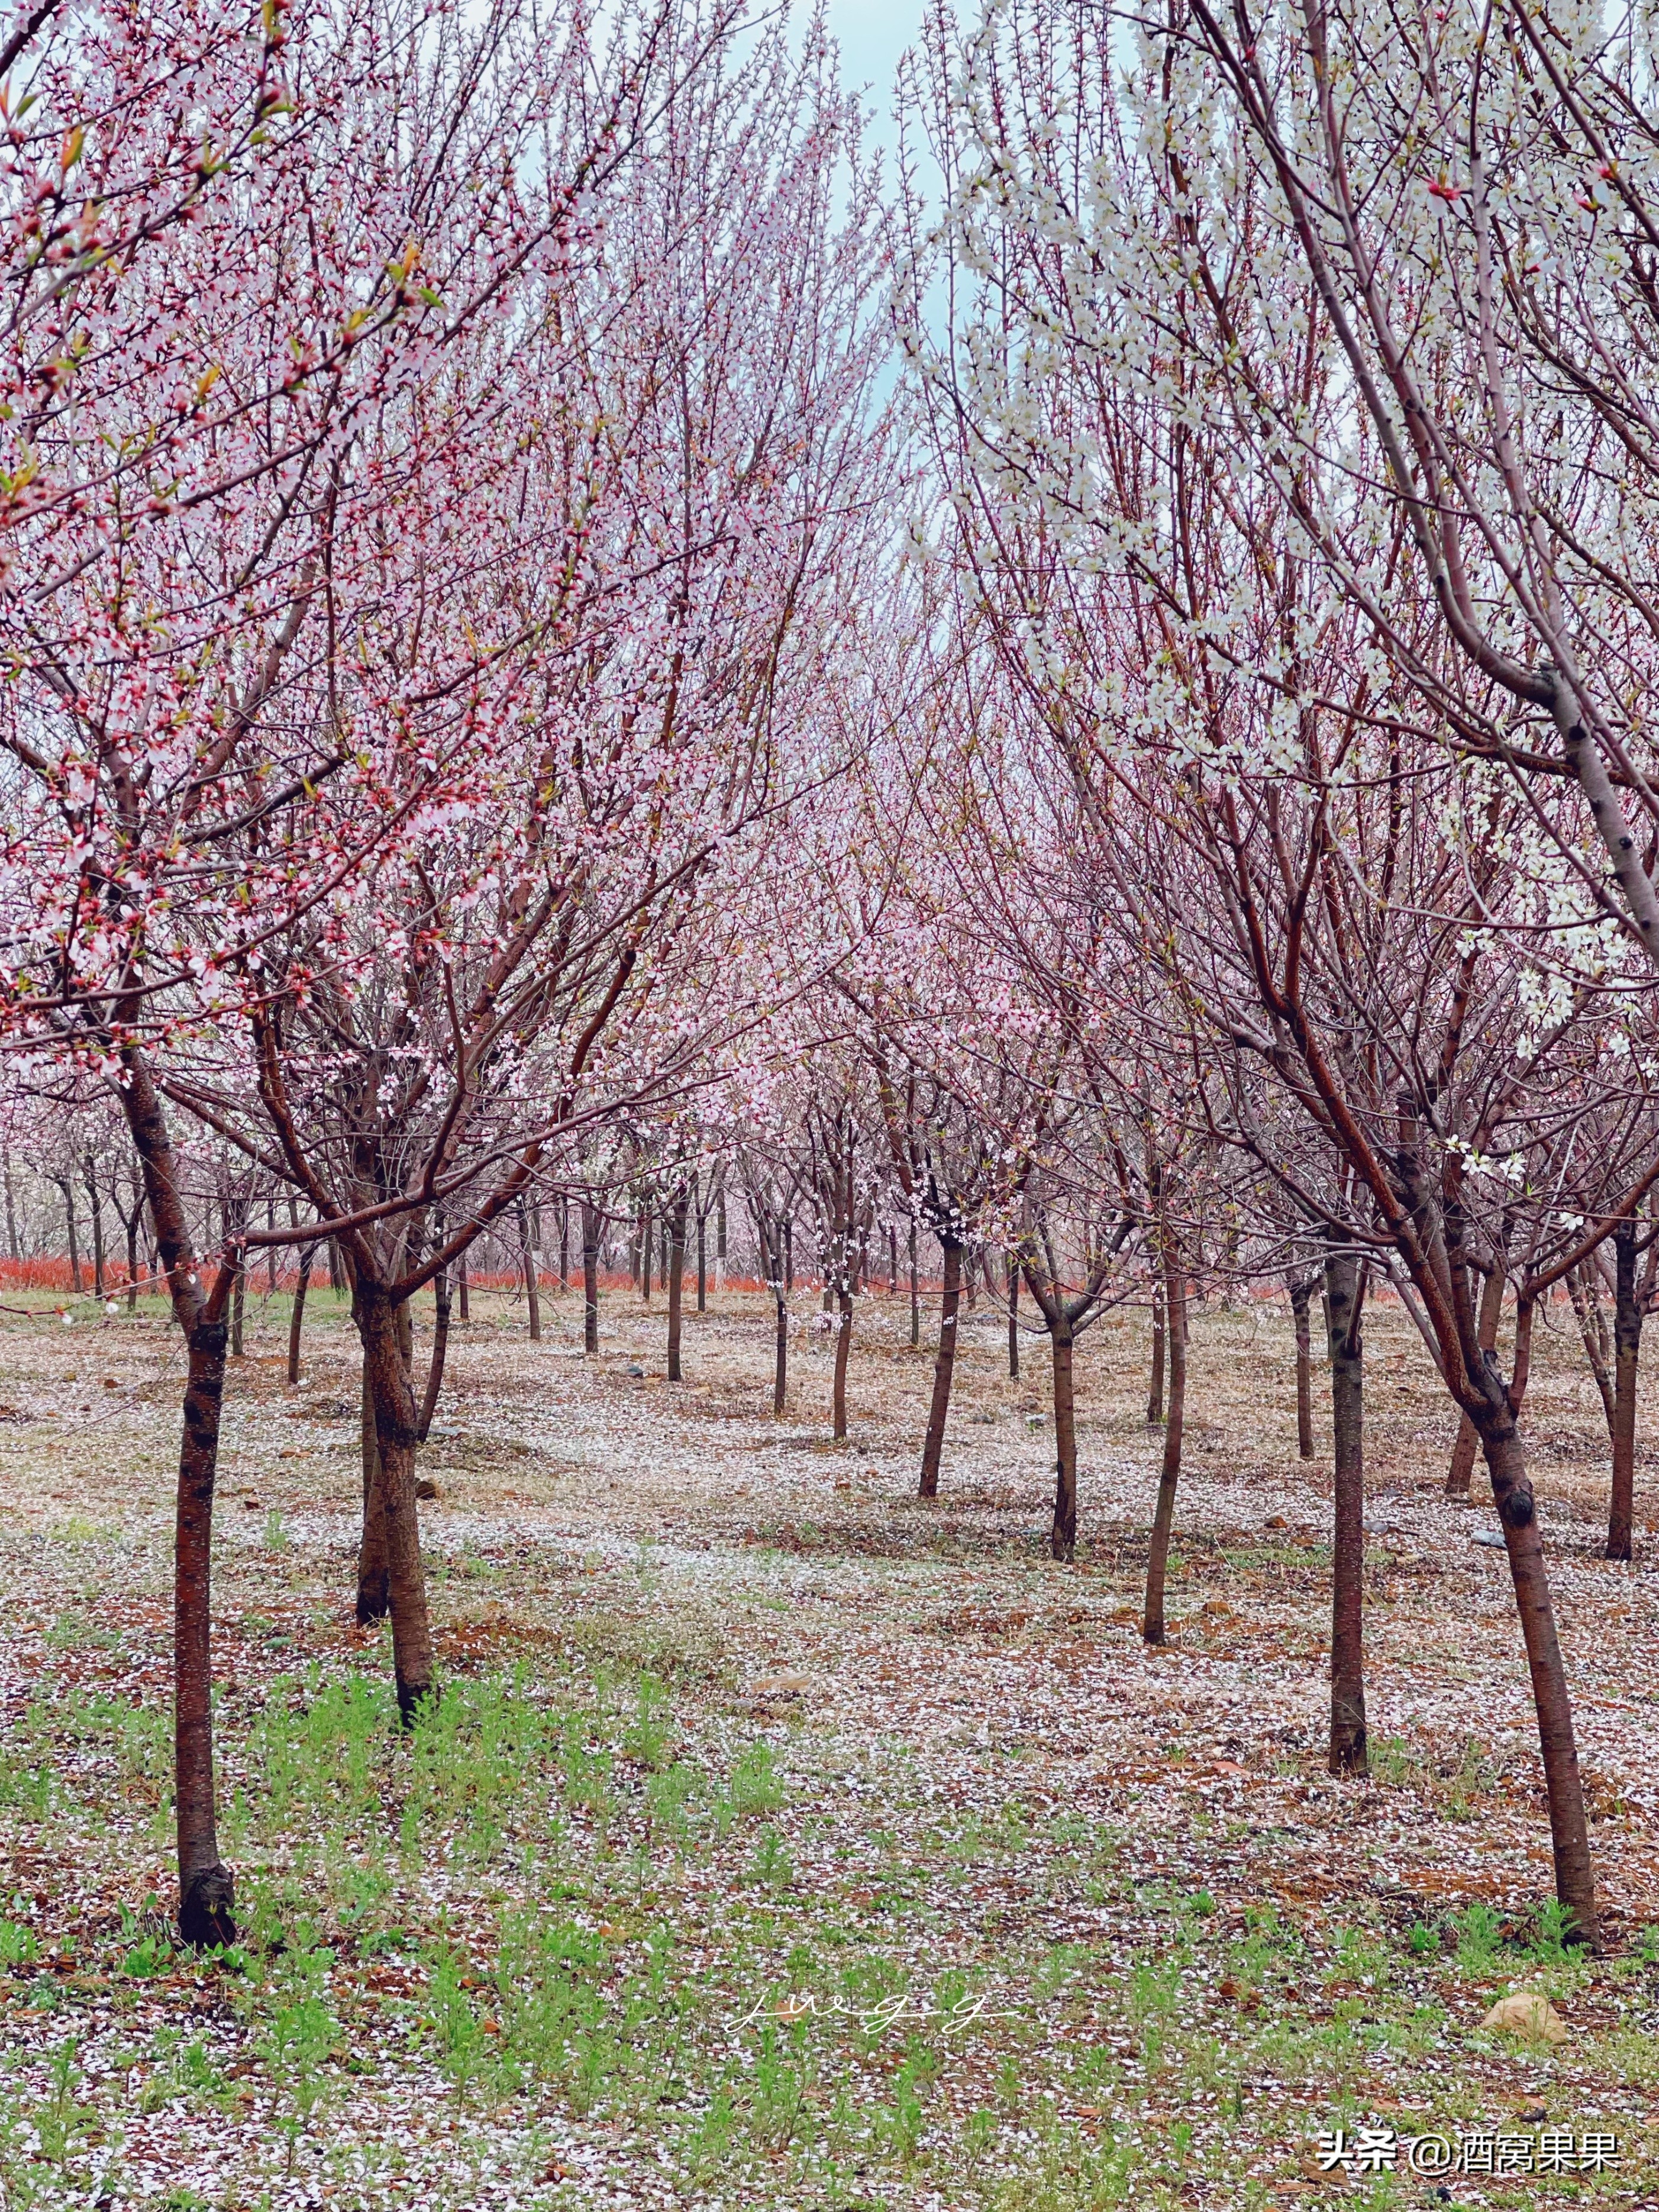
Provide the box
[1147,1283,1165,1424]
[1324,1247,1367,1777]
[918,1236,963,1498]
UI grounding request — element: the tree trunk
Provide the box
[356,1346,388,1624]
[1447,1259,1506,1496]
[1610,1223,1641,1562]
[832,1286,853,1440]
[773,1285,789,1417]
[783,1216,793,1295]
[458,1258,469,1323]
[125,1208,140,1312]
[519,1197,541,1341]
[918,1236,963,1499]
[418,1265,452,1443]
[1007,1254,1020,1380]
[85,1165,105,1297]
[287,1247,313,1385]
[1290,1275,1315,1458]
[174,1302,235,1945]
[62,1179,81,1293]
[716,1178,727,1285]
[908,1221,919,1347]
[1051,1315,1077,1559]
[357,1285,435,1721]
[1325,1247,1368,1777]
[667,1191,688,1382]
[114,1046,235,1946]
[266,1198,277,1294]
[1474,1402,1599,1945]
[696,1195,707,1313]
[1567,1263,1615,1429]
[582,1201,601,1354]
[1143,1255,1187,1643]
[230,1259,245,1357]
[560,1197,570,1292]
[1147,1284,1165,1424]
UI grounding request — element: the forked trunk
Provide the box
[1142,1255,1187,1643]
[582,1201,600,1354]
[832,1286,853,1440]
[286,1248,312,1385]
[1290,1275,1315,1458]
[358,1285,435,1722]
[1447,1260,1506,1496]
[918,1236,963,1499]
[418,1265,452,1443]
[1324,1247,1367,1777]
[1610,1223,1641,1562]
[1051,1317,1077,1560]
[1147,1285,1165,1424]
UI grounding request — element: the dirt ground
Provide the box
[2,1276,1658,2210]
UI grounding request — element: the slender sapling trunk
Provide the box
[918,1236,963,1498]
[1324,1246,1368,1776]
